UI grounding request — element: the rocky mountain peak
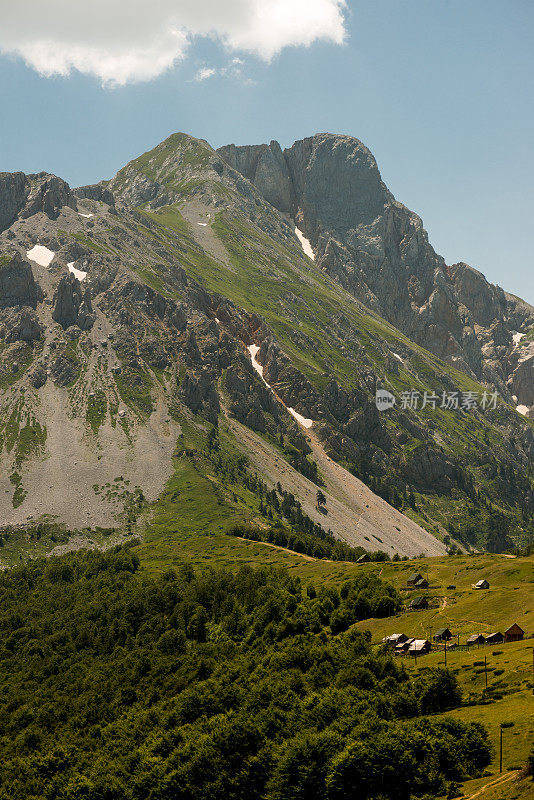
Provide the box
[217,133,534,402]
[0,171,76,233]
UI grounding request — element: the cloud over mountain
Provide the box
[1,0,347,86]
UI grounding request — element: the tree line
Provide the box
[0,545,492,799]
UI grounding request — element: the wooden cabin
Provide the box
[409,595,428,611]
[467,633,486,647]
[407,572,424,587]
[414,577,429,590]
[357,553,371,564]
[395,637,415,653]
[408,639,431,655]
[504,623,524,643]
[433,627,452,642]
[485,631,504,645]
[383,633,408,648]
[473,579,489,590]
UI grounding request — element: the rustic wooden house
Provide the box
[407,572,424,587]
[395,637,415,653]
[383,633,408,648]
[467,633,486,647]
[433,627,452,642]
[485,631,504,645]
[357,553,371,564]
[408,639,431,655]
[473,579,489,590]
[409,595,428,611]
[504,623,524,643]
[415,579,429,590]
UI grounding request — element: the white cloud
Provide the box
[1,0,347,86]
[194,66,218,82]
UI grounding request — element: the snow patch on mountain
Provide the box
[295,227,314,260]
[26,245,55,267]
[67,262,87,281]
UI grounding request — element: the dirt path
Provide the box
[464,771,518,800]
[234,536,317,561]
[226,415,446,557]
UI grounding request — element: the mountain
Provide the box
[0,132,533,563]
[218,134,534,406]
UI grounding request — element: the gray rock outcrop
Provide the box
[0,251,43,308]
[0,172,28,232]
[52,274,95,330]
[74,182,115,205]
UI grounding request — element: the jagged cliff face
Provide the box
[218,134,534,406]
[0,132,533,555]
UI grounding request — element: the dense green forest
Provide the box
[0,546,491,800]
[228,524,392,563]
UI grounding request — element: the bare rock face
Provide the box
[5,307,42,343]
[74,182,115,206]
[20,173,77,220]
[0,172,28,232]
[0,172,77,232]
[218,141,294,213]
[52,274,95,330]
[179,369,220,423]
[218,133,534,389]
[509,351,534,407]
[0,251,43,308]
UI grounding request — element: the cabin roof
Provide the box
[410,595,426,605]
[467,633,485,642]
[408,639,430,651]
[504,623,524,634]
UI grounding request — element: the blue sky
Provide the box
[1,1,533,302]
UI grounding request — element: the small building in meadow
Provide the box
[414,577,429,590]
[504,623,524,643]
[395,637,415,653]
[473,579,490,590]
[407,572,424,587]
[357,553,371,564]
[467,633,486,647]
[383,633,408,648]
[485,631,504,645]
[409,595,428,611]
[408,639,431,655]
[433,627,453,642]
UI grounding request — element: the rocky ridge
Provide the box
[0,131,533,556]
[218,134,534,409]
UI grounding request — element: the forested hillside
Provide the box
[0,545,492,800]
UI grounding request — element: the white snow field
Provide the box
[26,245,55,267]
[67,262,88,281]
[248,344,313,427]
[512,332,525,346]
[248,344,269,386]
[288,407,313,428]
[295,227,315,260]
[78,212,94,219]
